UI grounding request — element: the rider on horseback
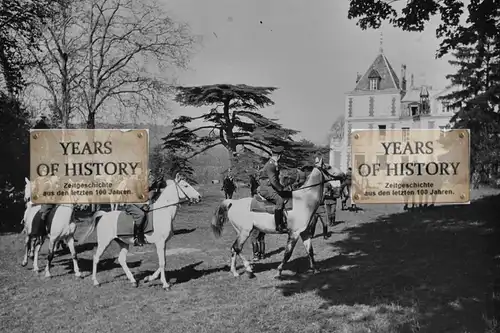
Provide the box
[125,169,167,247]
[150,168,167,202]
[257,146,287,233]
[33,112,57,232]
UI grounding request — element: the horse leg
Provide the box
[66,237,82,278]
[44,237,56,278]
[156,240,171,290]
[92,240,112,287]
[249,229,260,262]
[300,231,318,274]
[258,232,266,259]
[21,235,31,267]
[33,237,44,274]
[116,242,137,287]
[230,230,254,278]
[320,212,330,239]
[276,233,299,277]
[309,215,318,238]
[144,268,162,284]
[29,237,35,258]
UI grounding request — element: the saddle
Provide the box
[250,194,293,214]
[30,207,58,237]
[116,210,154,238]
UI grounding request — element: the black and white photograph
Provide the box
[1,0,499,332]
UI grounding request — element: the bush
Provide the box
[0,93,30,232]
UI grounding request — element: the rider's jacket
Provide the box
[258,158,283,191]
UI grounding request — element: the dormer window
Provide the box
[442,101,451,112]
[368,69,381,90]
[410,105,419,116]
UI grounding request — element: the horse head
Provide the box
[175,173,201,203]
[24,177,31,203]
[156,173,201,206]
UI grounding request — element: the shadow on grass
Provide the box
[174,228,196,236]
[135,261,230,286]
[71,257,142,275]
[272,194,500,332]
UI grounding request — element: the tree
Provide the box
[163,84,311,166]
[0,92,30,225]
[150,144,196,184]
[23,0,197,128]
[22,0,87,128]
[347,0,499,57]
[0,0,53,96]
[439,35,500,173]
[79,0,197,129]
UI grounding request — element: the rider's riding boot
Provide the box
[259,240,266,259]
[323,225,329,239]
[274,209,286,232]
[252,243,260,261]
[133,225,144,247]
[40,214,50,235]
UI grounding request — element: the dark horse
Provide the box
[222,175,236,199]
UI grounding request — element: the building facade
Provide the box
[330,48,456,171]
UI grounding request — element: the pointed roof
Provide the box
[354,52,400,91]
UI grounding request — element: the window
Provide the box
[442,101,450,112]
[369,78,379,90]
[410,105,419,116]
[402,127,410,141]
[378,124,386,138]
[333,151,341,169]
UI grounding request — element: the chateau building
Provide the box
[329,45,456,171]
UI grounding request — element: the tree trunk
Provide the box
[61,53,70,129]
[222,100,237,167]
[0,44,19,98]
[87,111,96,129]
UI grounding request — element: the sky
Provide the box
[163,0,456,144]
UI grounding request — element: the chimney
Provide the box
[400,64,407,91]
[410,74,414,88]
[356,72,361,83]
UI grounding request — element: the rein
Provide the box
[291,167,344,191]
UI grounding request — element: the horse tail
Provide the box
[211,199,232,238]
[80,210,106,243]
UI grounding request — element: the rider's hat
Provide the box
[272,146,284,154]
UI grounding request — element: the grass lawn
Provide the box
[1,185,499,333]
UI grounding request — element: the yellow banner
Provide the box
[350,129,470,205]
[30,129,149,204]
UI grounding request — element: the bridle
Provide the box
[146,179,197,212]
[292,165,344,191]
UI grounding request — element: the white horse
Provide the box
[109,176,137,211]
[21,179,81,278]
[22,177,32,230]
[81,174,201,289]
[211,157,343,278]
